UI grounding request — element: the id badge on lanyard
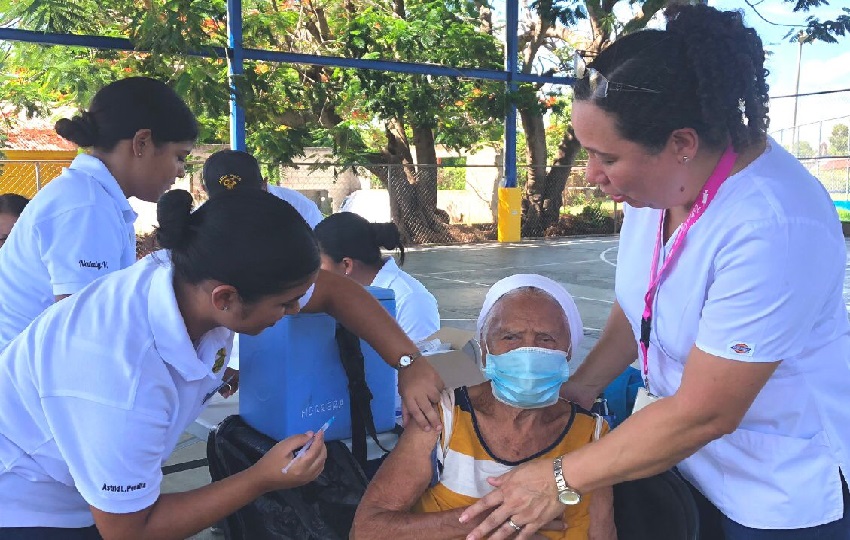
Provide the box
[633,146,738,414]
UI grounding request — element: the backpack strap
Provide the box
[335,324,390,468]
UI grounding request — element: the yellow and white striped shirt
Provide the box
[412,387,608,539]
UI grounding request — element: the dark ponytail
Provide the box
[156,189,319,304]
[55,77,198,151]
[573,4,769,153]
[315,212,405,267]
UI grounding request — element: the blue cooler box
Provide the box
[239,286,397,442]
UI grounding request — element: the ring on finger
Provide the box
[508,519,523,532]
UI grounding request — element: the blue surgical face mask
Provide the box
[481,347,570,409]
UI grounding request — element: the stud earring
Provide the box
[222,306,229,312]
[681,156,690,163]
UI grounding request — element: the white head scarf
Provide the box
[476,274,583,355]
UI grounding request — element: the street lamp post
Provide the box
[791,31,810,155]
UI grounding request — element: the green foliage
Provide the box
[829,124,849,155]
[437,157,467,190]
[794,141,817,158]
[782,1,850,43]
[0,0,504,167]
[340,0,504,155]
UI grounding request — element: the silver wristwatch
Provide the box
[553,457,582,505]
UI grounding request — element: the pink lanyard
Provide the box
[639,146,738,390]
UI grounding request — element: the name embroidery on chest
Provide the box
[79,259,108,270]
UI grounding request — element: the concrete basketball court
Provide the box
[165,235,850,539]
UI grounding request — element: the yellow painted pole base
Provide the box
[497,186,521,243]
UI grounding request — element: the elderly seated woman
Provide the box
[352,274,617,540]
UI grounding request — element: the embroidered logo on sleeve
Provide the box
[212,347,227,373]
[728,342,755,357]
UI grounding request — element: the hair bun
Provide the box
[54,111,99,148]
[156,190,195,251]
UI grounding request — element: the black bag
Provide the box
[207,415,368,540]
[613,469,700,540]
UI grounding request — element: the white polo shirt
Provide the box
[371,257,440,342]
[267,184,324,229]
[0,253,232,527]
[616,140,850,529]
[0,154,137,351]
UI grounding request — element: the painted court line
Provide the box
[418,275,491,287]
[600,246,618,267]
[419,260,598,276]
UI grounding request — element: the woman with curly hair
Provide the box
[461,5,850,539]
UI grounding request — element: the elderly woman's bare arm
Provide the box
[350,419,480,540]
[588,486,617,540]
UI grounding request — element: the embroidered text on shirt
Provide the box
[101,482,146,493]
[79,260,108,270]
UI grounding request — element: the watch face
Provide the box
[399,355,412,367]
[558,489,581,505]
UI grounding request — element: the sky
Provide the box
[710,0,850,145]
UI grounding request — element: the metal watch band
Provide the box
[553,456,569,491]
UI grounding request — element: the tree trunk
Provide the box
[364,121,452,245]
[413,125,438,209]
[520,115,583,237]
[520,108,550,236]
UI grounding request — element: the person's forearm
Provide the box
[566,301,638,407]
[562,395,725,496]
[588,487,617,540]
[352,507,475,540]
[97,466,268,540]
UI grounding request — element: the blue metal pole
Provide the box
[226,0,246,151]
[0,28,574,86]
[503,0,519,189]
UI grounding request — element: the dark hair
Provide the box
[315,212,405,267]
[156,189,319,303]
[202,150,265,197]
[573,5,769,153]
[0,193,30,217]
[55,77,198,151]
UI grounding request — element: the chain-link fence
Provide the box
[4,155,618,246]
[0,160,72,199]
[769,89,850,200]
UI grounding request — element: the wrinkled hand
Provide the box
[460,458,566,540]
[219,367,239,398]
[397,357,444,432]
[256,431,327,491]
